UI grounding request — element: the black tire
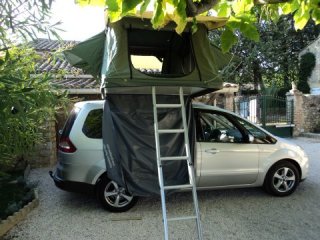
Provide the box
[264,161,300,197]
[97,176,138,212]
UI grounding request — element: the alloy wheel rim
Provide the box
[104,181,133,207]
[272,167,296,193]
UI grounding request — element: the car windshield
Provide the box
[236,117,277,144]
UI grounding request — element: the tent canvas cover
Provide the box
[63,14,234,196]
[64,13,233,96]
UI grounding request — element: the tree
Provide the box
[77,0,320,52]
[0,0,61,48]
[0,47,68,165]
[0,1,66,166]
[208,14,320,95]
[298,52,315,93]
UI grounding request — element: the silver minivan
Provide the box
[50,100,309,212]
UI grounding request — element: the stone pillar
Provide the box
[225,93,235,112]
[287,89,304,136]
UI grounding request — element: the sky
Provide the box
[49,0,105,41]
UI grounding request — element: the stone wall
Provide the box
[287,90,320,136]
[26,120,57,168]
[26,94,102,168]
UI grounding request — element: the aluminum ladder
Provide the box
[152,86,203,240]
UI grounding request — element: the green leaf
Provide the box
[312,8,320,24]
[122,0,142,14]
[232,0,254,15]
[240,22,259,42]
[106,0,120,12]
[21,88,34,93]
[221,28,238,53]
[216,2,231,18]
[76,0,105,7]
[173,0,187,34]
[281,0,299,15]
[226,16,242,30]
[140,0,152,14]
[105,0,123,22]
[293,5,310,30]
[151,0,165,29]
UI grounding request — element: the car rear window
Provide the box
[61,107,80,138]
[82,109,103,139]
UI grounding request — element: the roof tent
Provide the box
[64,12,230,96]
[101,13,227,96]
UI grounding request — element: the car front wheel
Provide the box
[97,177,138,212]
[264,161,300,197]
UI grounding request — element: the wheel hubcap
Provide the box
[104,181,133,207]
[272,167,296,193]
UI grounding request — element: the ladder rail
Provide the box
[152,86,203,240]
[152,87,169,239]
[179,87,203,240]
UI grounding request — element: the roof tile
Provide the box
[32,38,99,90]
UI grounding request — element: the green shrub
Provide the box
[0,46,68,167]
[298,52,315,93]
[0,173,35,220]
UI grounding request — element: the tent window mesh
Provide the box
[128,29,195,77]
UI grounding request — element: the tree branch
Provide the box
[186,0,219,17]
[254,0,290,4]
[186,0,291,17]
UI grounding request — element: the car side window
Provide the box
[236,117,277,144]
[82,109,103,139]
[196,111,244,143]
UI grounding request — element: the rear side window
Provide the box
[82,109,103,139]
[61,107,80,138]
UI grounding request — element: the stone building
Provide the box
[299,36,320,95]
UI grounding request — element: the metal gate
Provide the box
[233,95,294,137]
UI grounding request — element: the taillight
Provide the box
[58,137,77,153]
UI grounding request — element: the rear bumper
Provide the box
[49,170,95,195]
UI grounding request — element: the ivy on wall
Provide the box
[298,52,316,93]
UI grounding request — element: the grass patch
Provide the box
[0,171,34,220]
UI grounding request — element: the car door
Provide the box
[195,109,260,187]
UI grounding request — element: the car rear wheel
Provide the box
[264,161,300,196]
[97,177,138,212]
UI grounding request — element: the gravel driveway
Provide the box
[3,137,320,240]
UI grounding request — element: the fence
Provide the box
[233,95,294,127]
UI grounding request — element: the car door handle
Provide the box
[205,148,220,154]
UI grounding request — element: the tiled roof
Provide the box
[51,75,100,89]
[32,38,78,52]
[32,38,99,90]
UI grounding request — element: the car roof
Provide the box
[74,100,235,115]
[74,100,104,109]
[192,102,234,115]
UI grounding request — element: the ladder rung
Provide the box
[160,156,188,161]
[156,104,182,108]
[158,129,184,134]
[164,184,193,190]
[168,216,197,222]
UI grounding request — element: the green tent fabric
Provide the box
[64,32,105,78]
[63,17,235,94]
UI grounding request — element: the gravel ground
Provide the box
[3,137,320,240]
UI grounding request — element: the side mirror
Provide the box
[248,134,254,143]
